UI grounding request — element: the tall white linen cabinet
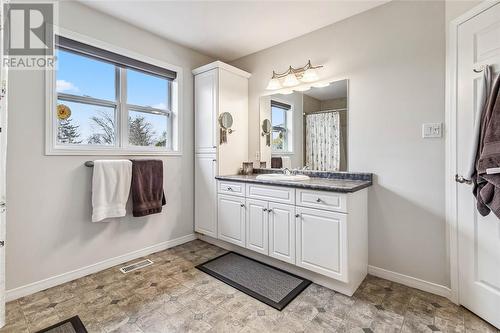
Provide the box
[193,61,251,238]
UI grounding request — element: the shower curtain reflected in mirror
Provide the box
[305,112,342,171]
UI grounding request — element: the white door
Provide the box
[217,194,246,247]
[194,69,218,153]
[0,0,7,326]
[194,154,217,237]
[245,198,268,255]
[268,202,295,264]
[295,207,347,282]
[456,2,500,328]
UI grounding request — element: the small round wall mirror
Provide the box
[218,112,233,130]
[262,119,271,134]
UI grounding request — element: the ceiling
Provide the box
[81,1,389,62]
[304,80,348,101]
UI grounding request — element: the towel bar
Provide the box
[84,161,94,167]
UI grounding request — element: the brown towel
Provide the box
[473,73,500,218]
[131,159,166,217]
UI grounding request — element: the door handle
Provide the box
[455,174,472,185]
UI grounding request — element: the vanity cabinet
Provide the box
[214,179,368,295]
[193,61,250,239]
[218,194,246,247]
[296,206,347,281]
[245,199,269,255]
[268,202,296,264]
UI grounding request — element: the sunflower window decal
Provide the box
[57,104,71,120]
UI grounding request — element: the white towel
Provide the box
[92,160,132,222]
[465,65,492,179]
[281,156,292,169]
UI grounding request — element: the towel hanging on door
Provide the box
[473,70,500,218]
[465,65,493,179]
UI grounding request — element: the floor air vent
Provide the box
[120,259,153,273]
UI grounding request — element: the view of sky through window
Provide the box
[56,49,170,145]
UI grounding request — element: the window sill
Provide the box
[46,147,183,156]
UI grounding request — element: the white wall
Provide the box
[6,1,212,290]
[232,1,449,286]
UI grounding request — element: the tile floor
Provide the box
[1,240,498,333]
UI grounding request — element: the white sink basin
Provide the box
[255,174,310,181]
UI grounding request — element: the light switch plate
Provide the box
[422,123,442,138]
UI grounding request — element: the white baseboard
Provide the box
[6,233,196,302]
[368,265,452,299]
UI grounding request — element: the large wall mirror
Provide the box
[259,79,348,171]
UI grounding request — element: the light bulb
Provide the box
[282,73,300,87]
[266,77,282,90]
[312,82,330,88]
[301,68,319,83]
[294,85,311,92]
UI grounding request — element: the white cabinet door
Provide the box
[296,207,347,282]
[268,202,295,264]
[218,194,246,247]
[195,69,218,153]
[245,199,268,255]
[195,154,217,237]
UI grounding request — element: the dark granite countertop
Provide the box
[215,174,372,193]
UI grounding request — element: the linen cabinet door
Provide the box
[194,154,217,237]
[245,199,269,255]
[217,194,246,247]
[194,69,218,153]
[295,207,348,282]
[268,202,295,264]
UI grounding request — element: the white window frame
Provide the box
[270,99,293,154]
[45,27,183,156]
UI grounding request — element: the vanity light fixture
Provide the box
[266,60,323,90]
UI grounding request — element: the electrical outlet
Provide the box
[422,123,442,138]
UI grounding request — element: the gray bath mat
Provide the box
[196,252,311,310]
[36,316,87,333]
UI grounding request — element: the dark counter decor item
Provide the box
[242,162,254,175]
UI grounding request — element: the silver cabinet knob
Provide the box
[268,209,273,213]
[316,198,322,203]
[295,214,300,218]
[240,203,245,208]
[262,208,267,212]
[227,187,233,191]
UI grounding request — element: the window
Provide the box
[49,35,181,155]
[271,100,291,152]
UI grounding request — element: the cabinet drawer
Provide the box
[296,189,347,213]
[218,181,245,196]
[246,184,295,204]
